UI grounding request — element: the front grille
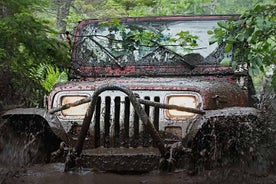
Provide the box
[92,93,160,148]
[55,90,201,149]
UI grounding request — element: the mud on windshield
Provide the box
[72,18,220,69]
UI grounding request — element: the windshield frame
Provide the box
[70,15,239,79]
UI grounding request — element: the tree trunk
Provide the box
[56,0,73,37]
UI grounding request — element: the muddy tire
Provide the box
[0,115,61,166]
[191,111,260,172]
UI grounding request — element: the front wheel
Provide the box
[0,115,60,166]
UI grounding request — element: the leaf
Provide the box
[260,65,265,73]
[207,30,213,35]
[209,36,218,45]
[217,21,228,30]
[235,33,245,42]
[214,28,225,37]
[220,58,232,66]
[254,4,261,12]
[111,18,120,26]
[231,60,237,69]
[169,38,177,42]
[226,35,235,43]
[272,72,276,90]
[224,43,233,53]
[176,31,189,38]
[248,68,253,77]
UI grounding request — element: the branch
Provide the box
[87,36,124,68]
[69,33,205,50]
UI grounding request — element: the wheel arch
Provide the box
[2,108,72,145]
[183,107,260,147]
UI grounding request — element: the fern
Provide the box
[29,63,68,92]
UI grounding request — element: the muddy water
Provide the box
[3,162,276,184]
[5,163,205,184]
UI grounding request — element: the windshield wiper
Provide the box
[150,40,197,70]
[88,36,124,69]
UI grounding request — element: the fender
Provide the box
[2,108,72,145]
[183,107,260,146]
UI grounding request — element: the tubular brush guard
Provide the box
[64,84,193,172]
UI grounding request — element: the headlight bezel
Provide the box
[165,92,201,119]
[61,95,89,117]
[54,91,91,119]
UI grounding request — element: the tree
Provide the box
[209,3,276,90]
[68,0,275,19]
[56,0,74,35]
[0,0,70,107]
[215,0,273,14]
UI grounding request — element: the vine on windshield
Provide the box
[99,18,199,53]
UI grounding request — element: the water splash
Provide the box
[0,119,46,167]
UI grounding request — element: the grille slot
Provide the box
[92,94,160,148]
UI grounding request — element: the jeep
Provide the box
[0,15,259,172]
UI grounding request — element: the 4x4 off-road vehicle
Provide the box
[0,15,259,172]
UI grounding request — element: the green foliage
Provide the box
[100,19,160,51]
[29,63,68,92]
[99,0,193,17]
[66,0,89,31]
[69,0,275,19]
[220,58,232,67]
[215,0,274,14]
[209,3,276,90]
[97,18,199,55]
[0,0,70,106]
[172,31,199,52]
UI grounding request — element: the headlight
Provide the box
[61,95,89,116]
[166,95,198,118]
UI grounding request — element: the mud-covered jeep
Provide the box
[0,15,259,172]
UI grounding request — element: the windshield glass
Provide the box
[73,16,228,68]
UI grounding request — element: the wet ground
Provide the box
[1,163,204,184]
[2,162,276,184]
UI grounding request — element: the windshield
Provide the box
[71,16,238,78]
[72,16,222,68]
